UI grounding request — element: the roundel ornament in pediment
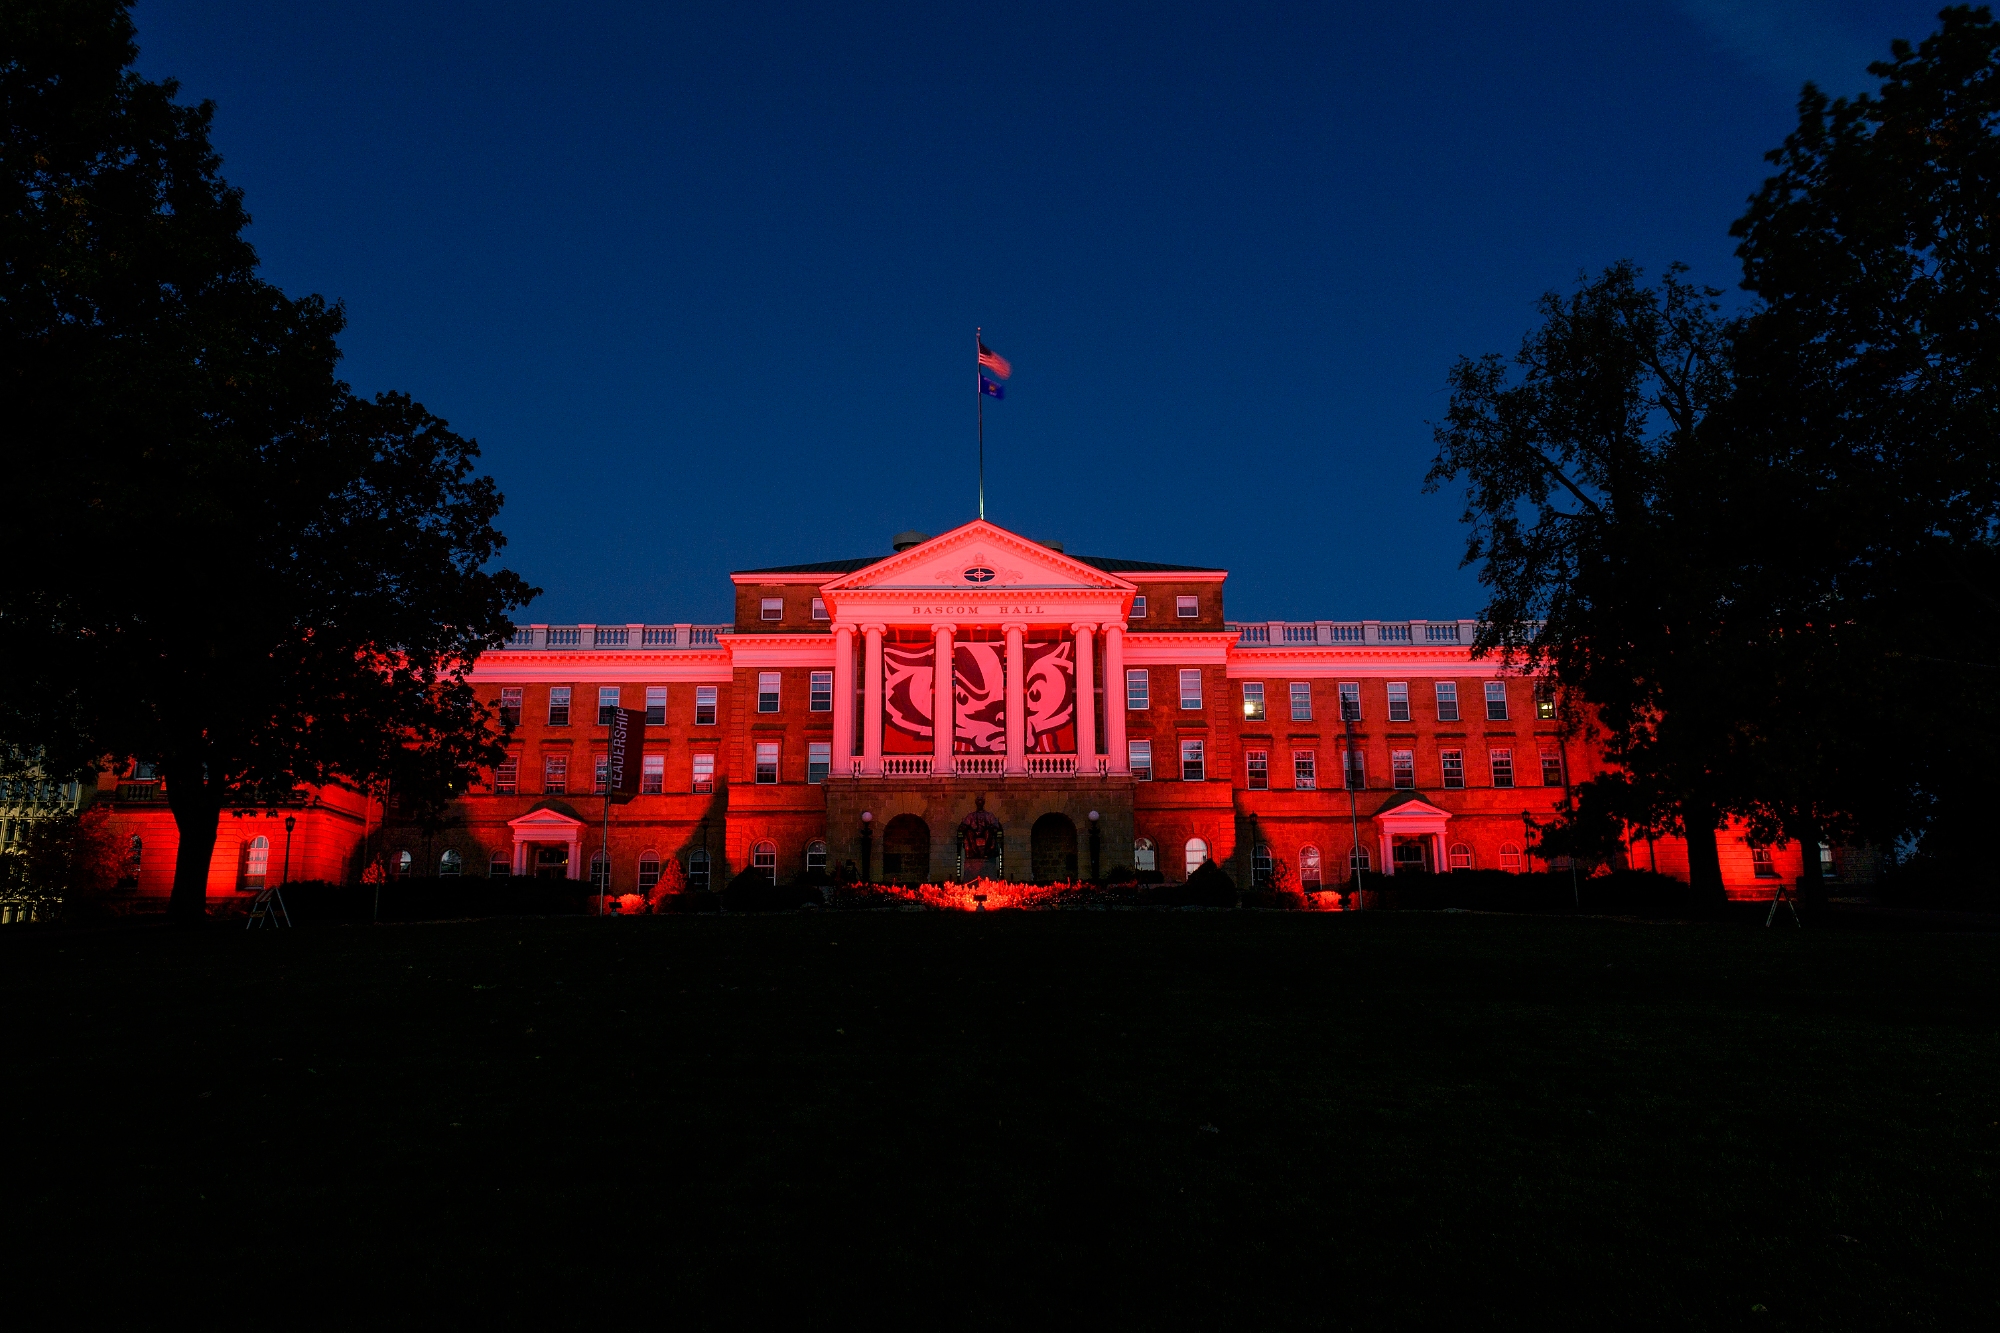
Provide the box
[963,566,995,583]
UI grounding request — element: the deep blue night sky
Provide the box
[131,1,1942,624]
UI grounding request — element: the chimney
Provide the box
[892,530,929,552]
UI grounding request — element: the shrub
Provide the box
[1184,860,1238,907]
[720,868,817,912]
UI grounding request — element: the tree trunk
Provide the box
[166,780,221,925]
[1792,821,1826,926]
[1683,800,1726,905]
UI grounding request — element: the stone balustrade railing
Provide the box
[1227,619,1480,647]
[502,624,731,650]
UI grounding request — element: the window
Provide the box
[642,753,664,794]
[1541,752,1564,787]
[808,741,831,784]
[1176,595,1199,618]
[695,685,717,725]
[1134,838,1156,872]
[1290,682,1312,721]
[1185,838,1209,876]
[1181,739,1205,782]
[811,597,828,621]
[1246,749,1268,790]
[1392,749,1414,790]
[758,672,781,713]
[499,687,522,727]
[1536,681,1556,720]
[590,850,610,891]
[1127,669,1149,710]
[1435,681,1459,722]
[1440,749,1464,789]
[686,849,711,891]
[1179,669,1203,710]
[1130,596,1148,619]
[439,849,462,877]
[490,853,511,878]
[1129,740,1153,781]
[645,686,666,726]
[396,849,413,878]
[548,686,571,727]
[1393,841,1429,874]
[1485,681,1509,721]
[243,836,269,889]
[809,671,833,712]
[691,753,715,792]
[761,597,783,621]
[1387,682,1410,722]
[544,754,568,794]
[1448,843,1472,871]
[1299,845,1322,890]
[1339,682,1361,721]
[1349,846,1371,875]
[598,686,620,725]
[1499,843,1522,873]
[1751,845,1778,879]
[1490,748,1514,789]
[591,754,608,794]
[807,840,828,874]
[1820,842,1838,880]
[1253,844,1272,886]
[638,852,661,890]
[1242,682,1265,721]
[756,742,779,784]
[753,840,777,883]
[1293,750,1316,790]
[1343,748,1365,790]
[495,755,519,795]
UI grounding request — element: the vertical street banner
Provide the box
[607,706,645,803]
[1021,639,1075,753]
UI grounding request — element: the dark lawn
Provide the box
[4,909,1996,1328]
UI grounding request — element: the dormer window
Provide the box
[811,597,828,620]
[1130,596,1147,618]
[760,597,782,621]
[1176,595,1199,618]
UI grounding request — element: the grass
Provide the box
[6,909,1996,1328]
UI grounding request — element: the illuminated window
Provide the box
[638,852,661,890]
[758,672,781,713]
[811,597,828,621]
[1434,681,1459,722]
[590,850,610,891]
[1293,750,1316,790]
[809,671,833,712]
[807,840,828,874]
[1185,838,1209,876]
[1387,682,1410,722]
[1127,669,1149,710]
[694,686,717,725]
[1392,749,1414,790]
[1490,748,1514,789]
[1338,682,1361,721]
[1129,740,1153,781]
[642,753,664,794]
[1253,843,1272,886]
[396,849,413,878]
[1485,681,1509,721]
[1448,843,1472,871]
[1290,682,1312,721]
[242,836,269,890]
[1343,748,1365,790]
[1176,596,1199,618]
[1751,845,1779,878]
[1181,739,1205,782]
[543,754,568,794]
[593,755,609,794]
[1133,837,1156,872]
[1130,596,1148,619]
[753,840,777,883]
[1246,749,1268,790]
[1179,669,1202,709]
[1541,752,1564,787]
[494,755,519,794]
[807,742,831,784]
[438,849,462,878]
[1242,682,1265,720]
[1536,681,1556,720]
[761,597,783,621]
[1820,843,1838,879]
[692,753,715,793]
[499,687,522,727]
[598,686,620,725]
[686,848,711,891]
[1440,749,1464,789]
[1348,845,1371,875]
[756,742,779,784]
[1298,845,1321,889]
[548,686,571,727]
[645,686,666,726]
[1499,843,1521,873]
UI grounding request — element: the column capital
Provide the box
[1099,621,1125,636]
[831,621,858,637]
[931,622,956,637]
[1070,621,1098,636]
[1001,621,1029,636]
[860,622,887,636]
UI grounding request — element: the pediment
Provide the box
[1373,792,1453,822]
[509,804,586,831]
[819,521,1134,595]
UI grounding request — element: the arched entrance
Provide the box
[882,814,931,885]
[1030,813,1078,884]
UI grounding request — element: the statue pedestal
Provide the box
[961,856,1001,883]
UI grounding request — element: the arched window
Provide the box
[1499,843,1522,873]
[1348,845,1370,875]
[638,852,661,891]
[1184,838,1209,878]
[395,849,413,878]
[1252,843,1272,886]
[438,849,462,877]
[590,849,610,890]
[806,840,827,874]
[1298,845,1321,890]
[489,853,511,877]
[243,836,270,889]
[686,848,711,892]
[1133,837,1156,872]
[754,840,777,883]
[1448,842,1473,871]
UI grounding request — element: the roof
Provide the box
[732,553,1224,577]
[732,556,889,576]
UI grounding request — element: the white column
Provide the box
[1102,623,1128,774]
[1379,831,1395,877]
[932,622,955,775]
[566,829,582,880]
[513,831,528,877]
[1004,622,1026,775]
[862,624,885,776]
[1071,622,1096,766]
[832,623,855,772]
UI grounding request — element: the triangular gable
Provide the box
[508,804,586,832]
[818,520,1136,595]
[1373,792,1453,821]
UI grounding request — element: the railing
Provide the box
[1377,623,1412,643]
[1227,619,1479,647]
[882,756,932,776]
[846,754,1109,778]
[642,627,675,646]
[547,628,581,647]
[594,626,628,647]
[115,781,165,803]
[500,624,731,650]
[1026,755,1076,776]
[1424,622,1461,642]
[956,755,1005,776]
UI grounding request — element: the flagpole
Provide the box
[976,326,985,520]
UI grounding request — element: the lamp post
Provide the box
[282,814,296,887]
[1087,809,1100,882]
[860,810,874,884]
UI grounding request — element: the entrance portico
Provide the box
[1373,792,1452,875]
[507,804,585,878]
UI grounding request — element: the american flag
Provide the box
[977,341,1011,379]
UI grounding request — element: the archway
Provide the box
[882,814,931,885]
[1030,813,1078,884]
